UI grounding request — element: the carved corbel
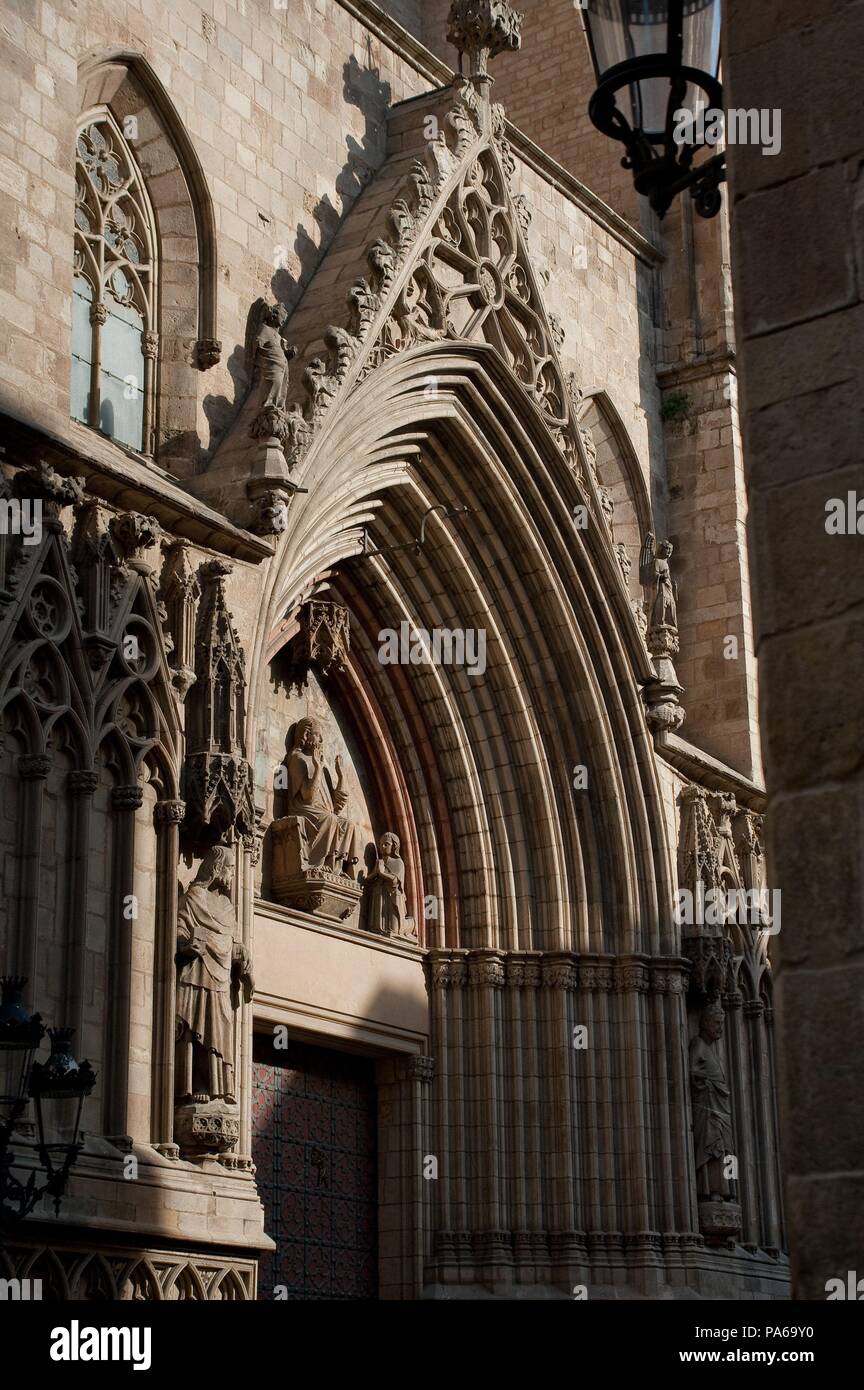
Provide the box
[109,511,162,576]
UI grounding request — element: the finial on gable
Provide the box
[447,0,523,80]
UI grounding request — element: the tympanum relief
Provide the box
[262,608,416,938]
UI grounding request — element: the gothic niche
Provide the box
[183,559,255,845]
[174,845,253,1157]
[265,601,415,934]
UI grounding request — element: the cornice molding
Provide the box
[0,405,273,564]
[657,731,767,811]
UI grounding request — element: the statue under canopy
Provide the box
[689,997,735,1199]
[175,845,253,1106]
[282,717,362,873]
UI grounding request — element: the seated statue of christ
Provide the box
[283,717,362,876]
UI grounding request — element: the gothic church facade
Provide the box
[0,0,785,1299]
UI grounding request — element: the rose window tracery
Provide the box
[370,148,568,429]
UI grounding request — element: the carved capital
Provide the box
[430,956,467,988]
[615,963,650,993]
[142,331,159,360]
[68,769,99,797]
[17,752,51,780]
[112,784,144,811]
[580,964,613,993]
[154,798,186,826]
[541,958,577,990]
[397,1055,435,1084]
[468,955,505,988]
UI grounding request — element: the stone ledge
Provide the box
[0,398,274,564]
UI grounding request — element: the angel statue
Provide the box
[245,298,297,418]
[639,532,678,632]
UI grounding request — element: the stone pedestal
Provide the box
[698,1199,742,1243]
[270,816,363,921]
[174,1101,240,1157]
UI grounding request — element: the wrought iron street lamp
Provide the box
[0,978,95,1231]
[581,1,726,218]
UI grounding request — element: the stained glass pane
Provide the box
[99,300,144,450]
[71,274,93,425]
[73,112,156,453]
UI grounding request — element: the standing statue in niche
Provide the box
[175,845,253,1108]
[689,998,735,1200]
[364,831,411,938]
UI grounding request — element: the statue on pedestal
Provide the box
[689,997,741,1240]
[174,846,252,1152]
[270,718,365,921]
[246,300,296,420]
[282,717,361,872]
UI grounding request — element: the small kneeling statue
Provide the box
[364,831,414,939]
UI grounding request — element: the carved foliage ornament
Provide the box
[361,144,569,434]
[244,89,485,478]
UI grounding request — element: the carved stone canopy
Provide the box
[295,600,350,678]
[183,560,255,843]
[447,1,524,79]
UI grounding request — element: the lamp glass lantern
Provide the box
[29,1028,95,1163]
[0,977,44,1129]
[583,1,725,216]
